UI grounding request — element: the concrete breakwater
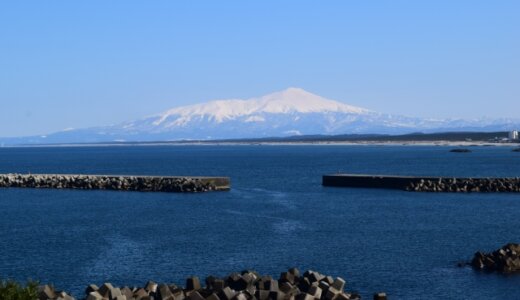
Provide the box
[36,268,387,300]
[0,173,230,193]
[322,174,520,192]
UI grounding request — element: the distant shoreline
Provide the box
[2,140,519,148]
[2,131,519,148]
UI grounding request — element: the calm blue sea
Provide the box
[1,145,520,299]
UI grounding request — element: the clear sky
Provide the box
[0,1,518,137]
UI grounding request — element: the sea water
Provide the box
[0,145,519,299]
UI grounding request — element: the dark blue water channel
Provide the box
[0,145,519,299]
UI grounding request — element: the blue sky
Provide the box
[0,1,518,137]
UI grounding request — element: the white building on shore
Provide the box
[509,130,519,141]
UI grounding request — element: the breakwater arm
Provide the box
[323,174,520,192]
[0,173,230,193]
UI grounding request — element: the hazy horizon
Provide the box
[1,1,519,137]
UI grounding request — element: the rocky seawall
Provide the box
[405,178,520,192]
[35,269,387,300]
[471,243,520,273]
[322,174,520,192]
[0,173,230,193]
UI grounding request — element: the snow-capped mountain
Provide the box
[2,87,520,144]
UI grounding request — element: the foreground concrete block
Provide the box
[295,293,314,300]
[134,288,150,299]
[109,287,123,300]
[186,277,202,291]
[188,291,205,300]
[322,277,334,286]
[233,291,248,300]
[86,291,104,300]
[206,293,221,300]
[39,285,56,300]
[255,289,270,300]
[334,293,350,300]
[85,284,99,295]
[323,287,340,300]
[307,285,322,299]
[218,287,236,300]
[121,287,134,299]
[297,278,311,293]
[331,278,345,292]
[318,281,329,293]
[213,279,225,291]
[172,289,186,300]
[158,283,174,300]
[145,281,159,293]
[269,290,287,300]
[98,283,115,297]
[280,272,295,284]
[373,292,387,300]
[288,268,300,278]
[279,282,293,294]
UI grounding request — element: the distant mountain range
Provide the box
[2,87,520,145]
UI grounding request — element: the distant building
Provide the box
[509,130,519,141]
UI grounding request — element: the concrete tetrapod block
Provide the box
[297,278,311,293]
[38,285,56,300]
[158,283,175,300]
[205,276,217,289]
[296,293,315,300]
[331,278,345,292]
[323,287,340,300]
[217,287,236,300]
[187,291,205,300]
[86,291,104,300]
[133,288,150,300]
[322,277,334,286]
[318,281,329,294]
[334,293,350,300]
[206,293,221,300]
[98,283,115,298]
[145,281,159,294]
[210,279,224,291]
[310,272,324,284]
[268,290,286,300]
[254,290,270,300]
[109,287,123,300]
[55,292,75,300]
[226,274,248,291]
[85,284,99,296]
[233,291,249,300]
[288,268,301,279]
[280,272,295,285]
[241,272,256,286]
[373,293,387,300]
[268,279,279,292]
[120,287,134,299]
[172,288,186,300]
[186,277,202,291]
[279,282,293,294]
[307,285,322,300]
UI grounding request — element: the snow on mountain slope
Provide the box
[149,87,370,127]
[2,87,519,144]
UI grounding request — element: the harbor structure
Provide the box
[509,130,519,141]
